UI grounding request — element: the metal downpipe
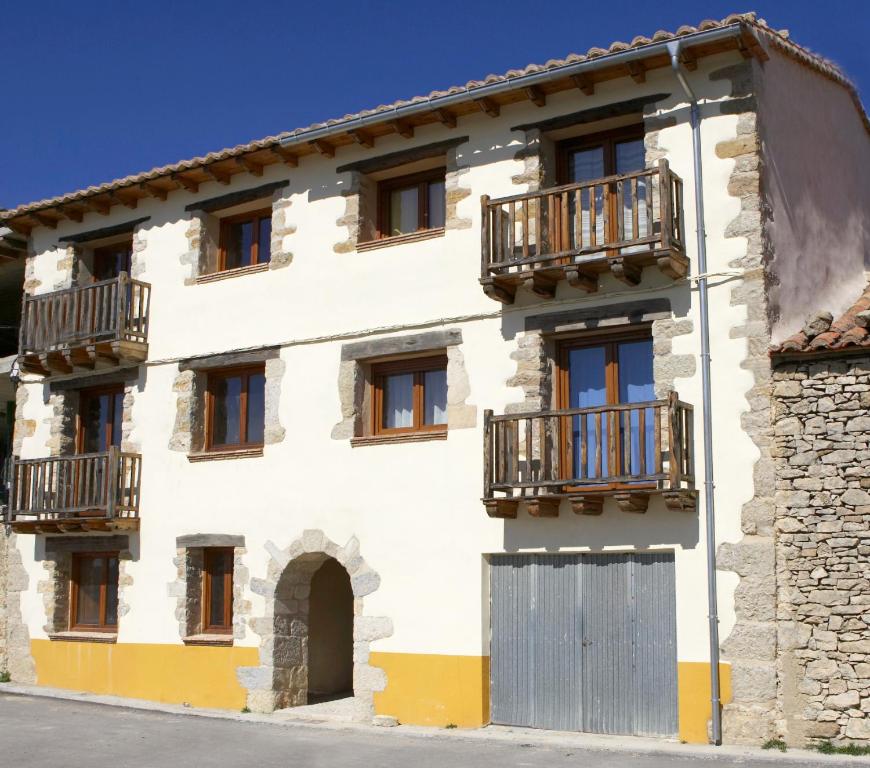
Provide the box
[667,40,722,746]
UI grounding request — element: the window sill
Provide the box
[351,431,447,447]
[357,227,445,252]
[188,447,264,463]
[195,262,270,284]
[183,634,234,647]
[48,631,117,644]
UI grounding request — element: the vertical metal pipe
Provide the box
[667,40,722,746]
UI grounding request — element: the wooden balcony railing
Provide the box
[480,159,687,303]
[7,448,142,532]
[19,272,150,375]
[483,392,696,517]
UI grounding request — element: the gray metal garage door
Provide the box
[490,552,678,736]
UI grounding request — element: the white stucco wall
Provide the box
[758,47,870,342]
[12,50,787,671]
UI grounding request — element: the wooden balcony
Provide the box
[7,448,142,533]
[483,392,696,517]
[18,273,150,376]
[480,160,687,303]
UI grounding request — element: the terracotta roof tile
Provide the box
[772,283,870,357]
[1,11,866,223]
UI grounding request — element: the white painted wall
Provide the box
[14,48,840,671]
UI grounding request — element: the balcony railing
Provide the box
[480,160,686,303]
[19,273,150,375]
[7,447,142,532]
[483,392,696,517]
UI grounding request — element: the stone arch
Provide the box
[239,530,392,720]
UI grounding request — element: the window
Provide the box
[77,385,124,454]
[377,169,446,238]
[205,366,266,451]
[93,241,133,281]
[70,553,119,631]
[203,548,233,634]
[557,330,654,484]
[218,209,272,271]
[372,356,447,435]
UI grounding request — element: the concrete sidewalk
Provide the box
[0,682,860,765]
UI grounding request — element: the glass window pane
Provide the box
[427,180,445,229]
[212,375,242,445]
[568,345,608,479]
[104,557,119,626]
[225,221,253,270]
[568,147,605,183]
[81,395,108,453]
[618,339,655,478]
[383,373,414,429]
[389,186,419,236]
[111,392,123,448]
[423,368,447,425]
[75,557,103,626]
[615,139,645,174]
[207,551,231,628]
[246,373,266,444]
[258,217,272,264]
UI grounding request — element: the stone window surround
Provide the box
[331,329,476,442]
[169,534,250,645]
[506,299,695,416]
[334,137,472,254]
[240,529,391,720]
[46,371,141,457]
[37,535,133,642]
[182,181,294,284]
[169,347,285,458]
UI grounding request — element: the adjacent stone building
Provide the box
[770,285,870,745]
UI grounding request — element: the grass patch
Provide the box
[241,707,251,713]
[445,723,457,729]
[762,739,787,752]
[812,740,870,756]
[0,671,11,684]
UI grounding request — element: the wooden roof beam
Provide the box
[270,146,298,167]
[525,86,546,107]
[203,165,232,185]
[475,97,500,118]
[738,30,769,62]
[679,47,699,71]
[171,173,199,194]
[235,156,264,177]
[109,191,138,210]
[348,129,374,148]
[4,219,32,236]
[82,198,111,216]
[31,212,59,229]
[570,74,595,96]
[310,139,336,158]
[432,108,457,128]
[627,62,646,84]
[61,205,85,223]
[139,182,168,201]
[390,120,414,139]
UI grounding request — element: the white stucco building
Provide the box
[1,13,868,746]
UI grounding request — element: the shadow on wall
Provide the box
[308,557,354,698]
[503,497,700,552]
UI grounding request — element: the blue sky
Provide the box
[1,0,867,209]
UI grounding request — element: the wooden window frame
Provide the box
[555,327,654,491]
[92,240,133,282]
[217,208,273,272]
[69,551,119,632]
[202,547,234,635]
[204,364,266,452]
[76,384,125,455]
[371,355,448,436]
[376,168,446,239]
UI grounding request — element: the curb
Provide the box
[0,683,862,765]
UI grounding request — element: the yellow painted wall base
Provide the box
[31,639,259,710]
[678,662,733,744]
[371,652,489,728]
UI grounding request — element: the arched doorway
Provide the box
[308,558,353,701]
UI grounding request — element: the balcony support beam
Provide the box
[609,257,642,286]
[483,498,518,519]
[526,498,560,518]
[614,492,649,513]
[571,496,604,515]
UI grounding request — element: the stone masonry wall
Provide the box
[772,354,870,745]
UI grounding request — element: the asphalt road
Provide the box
[0,693,835,767]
